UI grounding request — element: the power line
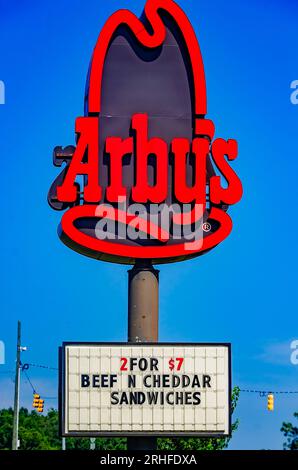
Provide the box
[23,369,36,394]
[240,389,298,394]
[22,363,58,371]
[21,367,58,400]
[21,362,298,394]
[17,363,298,395]
[15,359,298,401]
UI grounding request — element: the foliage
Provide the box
[158,386,240,450]
[0,408,126,450]
[281,412,298,450]
[0,388,240,450]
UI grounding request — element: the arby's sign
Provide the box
[48,0,242,264]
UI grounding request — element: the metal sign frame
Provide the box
[59,342,232,438]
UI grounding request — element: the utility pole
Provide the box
[12,321,21,450]
[90,438,96,450]
[127,261,159,451]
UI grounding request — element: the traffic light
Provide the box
[32,394,44,412]
[32,394,40,408]
[37,399,44,413]
[267,393,274,411]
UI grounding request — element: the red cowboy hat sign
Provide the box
[48,0,242,264]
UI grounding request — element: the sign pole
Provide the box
[127,261,159,451]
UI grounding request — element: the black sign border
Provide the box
[59,342,232,438]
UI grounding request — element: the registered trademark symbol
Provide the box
[202,222,212,232]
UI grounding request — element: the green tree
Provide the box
[0,388,240,451]
[0,408,61,450]
[0,408,13,450]
[158,386,240,450]
[0,408,126,450]
[281,412,298,450]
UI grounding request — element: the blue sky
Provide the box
[0,0,297,450]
